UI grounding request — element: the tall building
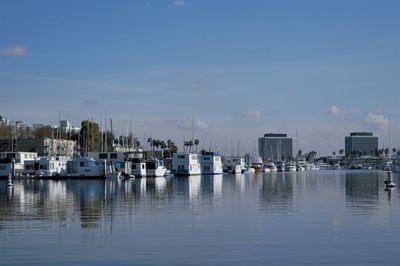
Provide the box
[258,133,293,161]
[345,132,378,156]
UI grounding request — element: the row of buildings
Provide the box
[258,132,381,161]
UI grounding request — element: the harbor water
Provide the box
[1,170,399,265]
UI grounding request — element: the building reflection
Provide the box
[1,171,395,234]
[259,172,294,214]
[344,171,380,211]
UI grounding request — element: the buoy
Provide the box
[385,171,396,188]
[6,174,14,187]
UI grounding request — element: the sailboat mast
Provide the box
[104,113,108,153]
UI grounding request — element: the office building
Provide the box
[345,132,378,156]
[258,133,293,161]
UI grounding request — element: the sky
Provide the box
[1,0,399,155]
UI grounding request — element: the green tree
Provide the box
[79,120,101,154]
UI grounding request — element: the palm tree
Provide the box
[188,140,194,153]
[297,150,302,160]
[160,140,166,153]
[384,148,389,157]
[194,139,199,153]
[184,141,189,153]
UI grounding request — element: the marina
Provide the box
[1,1,399,264]
[1,170,399,265]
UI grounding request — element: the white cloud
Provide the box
[170,118,209,130]
[328,105,358,116]
[244,110,263,118]
[365,112,389,130]
[1,45,27,57]
[172,0,185,7]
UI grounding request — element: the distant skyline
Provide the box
[1,0,399,155]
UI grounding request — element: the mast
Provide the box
[130,112,134,150]
[104,113,108,153]
[191,116,194,143]
[389,117,391,154]
[58,112,61,141]
[295,128,298,157]
[237,138,240,157]
[100,117,103,152]
[110,117,113,151]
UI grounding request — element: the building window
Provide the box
[110,153,118,159]
[99,153,108,159]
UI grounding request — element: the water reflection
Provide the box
[344,171,380,212]
[0,171,397,233]
[259,172,294,214]
[213,174,222,202]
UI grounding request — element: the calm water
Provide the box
[1,170,399,265]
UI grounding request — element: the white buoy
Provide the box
[384,171,396,188]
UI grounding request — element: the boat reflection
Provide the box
[0,171,397,232]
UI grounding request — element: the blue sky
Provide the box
[1,0,399,155]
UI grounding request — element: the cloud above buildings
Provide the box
[328,105,359,116]
[170,118,209,130]
[1,45,27,57]
[244,110,263,118]
[365,112,389,130]
[172,0,185,7]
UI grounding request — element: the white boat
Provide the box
[251,157,264,173]
[285,162,297,172]
[307,163,320,170]
[87,151,133,178]
[64,156,112,178]
[224,157,247,173]
[247,167,256,173]
[0,152,38,177]
[145,159,167,177]
[276,161,285,172]
[264,162,277,172]
[0,158,14,178]
[199,151,223,175]
[172,153,201,175]
[296,160,306,171]
[23,156,69,177]
[130,158,147,177]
